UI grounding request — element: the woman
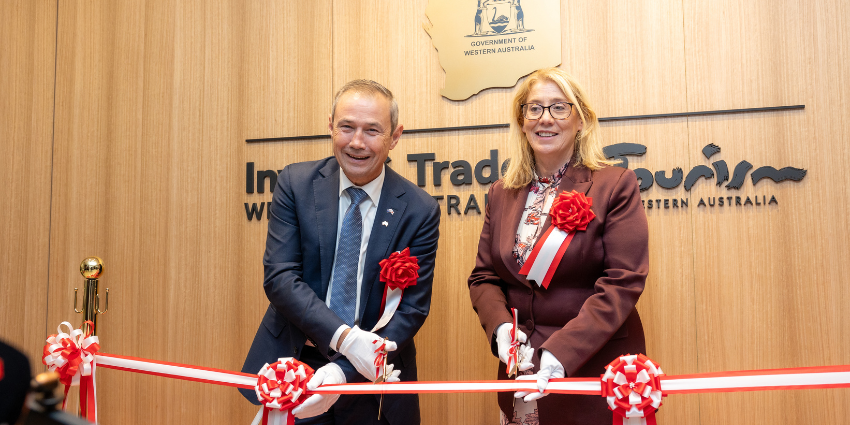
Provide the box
[468,67,649,425]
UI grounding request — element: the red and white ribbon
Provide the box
[255,358,314,425]
[601,354,664,425]
[91,352,850,396]
[520,226,573,288]
[519,190,595,289]
[660,364,850,394]
[506,308,520,375]
[42,321,100,423]
[32,347,839,425]
[96,352,256,388]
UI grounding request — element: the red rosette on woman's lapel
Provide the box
[372,248,419,332]
[550,190,596,233]
[519,190,596,288]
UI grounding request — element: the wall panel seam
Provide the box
[44,0,59,347]
[680,1,702,424]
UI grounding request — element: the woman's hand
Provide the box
[514,349,564,402]
[496,323,535,372]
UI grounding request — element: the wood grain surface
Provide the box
[0,0,57,368]
[1,0,848,423]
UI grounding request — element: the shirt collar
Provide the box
[339,165,385,204]
[533,159,570,186]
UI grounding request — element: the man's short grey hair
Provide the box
[331,79,399,132]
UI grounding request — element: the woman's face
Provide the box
[521,80,583,168]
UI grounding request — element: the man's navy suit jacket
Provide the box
[240,157,440,424]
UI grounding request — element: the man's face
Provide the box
[330,92,402,186]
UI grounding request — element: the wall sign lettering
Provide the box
[244,144,806,220]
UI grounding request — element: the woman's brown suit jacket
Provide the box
[469,164,649,424]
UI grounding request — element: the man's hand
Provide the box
[381,363,402,382]
[291,363,346,419]
[495,322,533,371]
[513,349,565,402]
[338,326,399,381]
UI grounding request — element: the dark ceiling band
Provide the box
[245,104,804,143]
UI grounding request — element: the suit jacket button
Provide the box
[293,347,298,354]
[527,288,532,295]
[525,319,533,330]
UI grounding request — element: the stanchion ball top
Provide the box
[80,257,104,279]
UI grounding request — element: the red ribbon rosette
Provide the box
[372,248,420,332]
[42,321,100,422]
[550,190,596,233]
[601,354,664,425]
[519,190,596,288]
[255,358,315,425]
[378,247,420,292]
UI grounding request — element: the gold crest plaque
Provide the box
[425,0,562,100]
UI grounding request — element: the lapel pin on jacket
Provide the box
[382,221,389,227]
[387,208,394,215]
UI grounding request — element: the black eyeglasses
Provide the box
[521,102,574,120]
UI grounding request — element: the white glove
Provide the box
[514,349,565,402]
[381,363,402,383]
[291,363,345,419]
[495,322,534,372]
[338,326,398,381]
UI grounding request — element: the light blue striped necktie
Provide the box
[329,187,368,326]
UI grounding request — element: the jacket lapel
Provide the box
[499,184,532,287]
[499,163,594,286]
[359,167,407,326]
[314,161,341,299]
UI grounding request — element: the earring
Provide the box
[573,132,581,164]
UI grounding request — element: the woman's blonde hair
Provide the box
[502,67,614,189]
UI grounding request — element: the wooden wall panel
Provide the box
[1,0,847,423]
[685,0,850,423]
[49,0,332,423]
[565,0,689,117]
[0,0,56,368]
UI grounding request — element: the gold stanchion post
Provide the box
[73,257,109,335]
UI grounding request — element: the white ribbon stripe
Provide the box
[266,409,288,425]
[371,287,402,332]
[313,381,536,394]
[94,352,850,398]
[620,418,649,425]
[312,380,602,394]
[526,228,568,285]
[662,371,850,392]
[95,354,257,388]
[547,380,603,393]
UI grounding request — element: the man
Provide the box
[0,339,31,425]
[240,80,440,425]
